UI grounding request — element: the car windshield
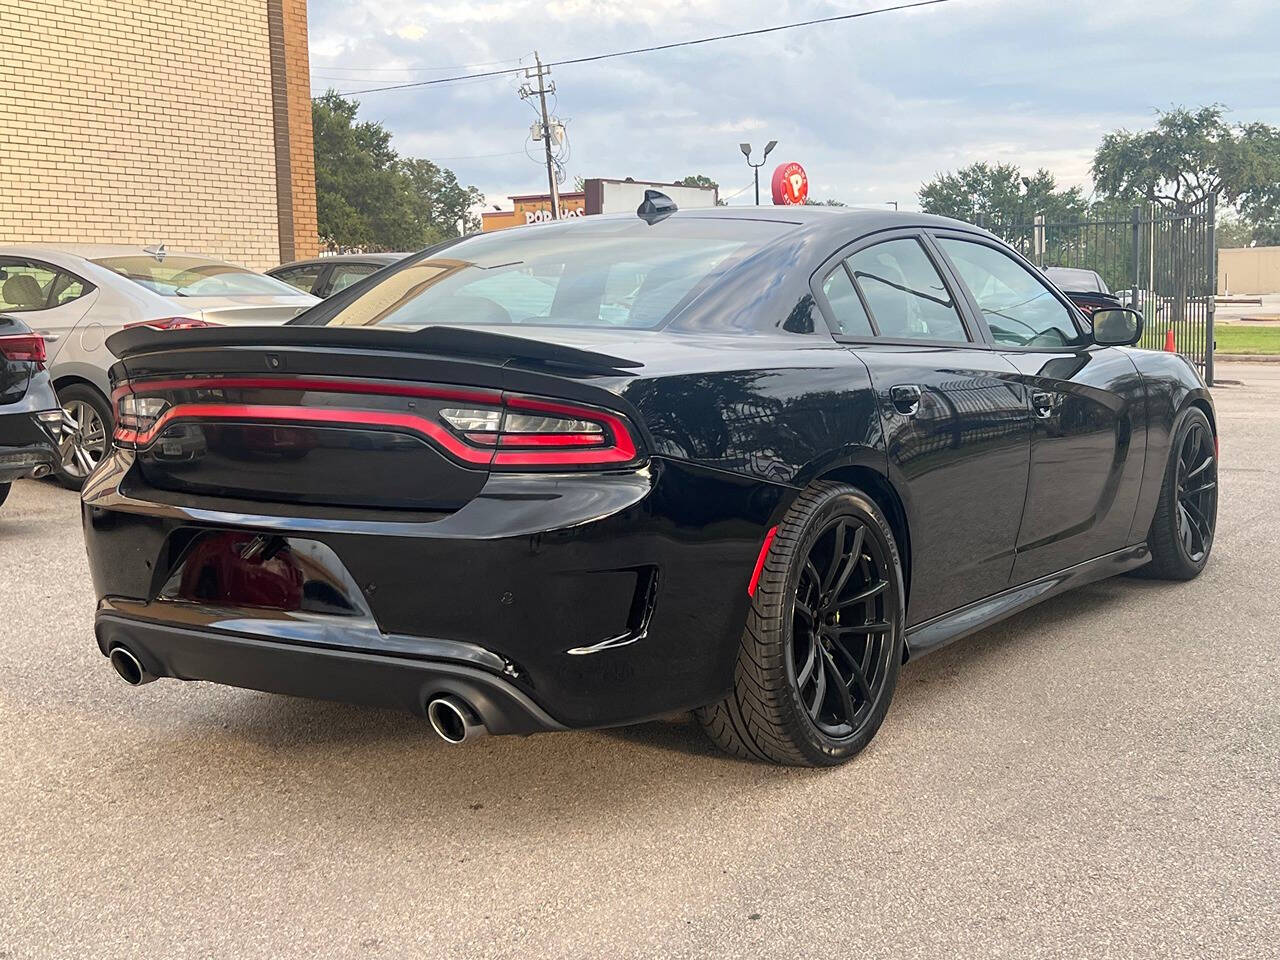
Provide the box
[301,216,790,330]
[93,255,301,297]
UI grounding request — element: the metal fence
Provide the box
[980,197,1217,384]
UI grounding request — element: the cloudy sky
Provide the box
[308,0,1280,211]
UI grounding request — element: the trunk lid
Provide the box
[163,295,318,326]
[106,325,645,511]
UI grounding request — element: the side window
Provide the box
[845,239,969,342]
[938,238,1084,347]
[0,261,58,312]
[328,264,380,294]
[820,264,875,336]
[50,271,92,306]
[273,264,324,294]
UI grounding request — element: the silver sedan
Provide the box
[0,245,317,488]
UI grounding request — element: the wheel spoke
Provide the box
[835,621,891,637]
[821,521,847,592]
[74,447,94,474]
[796,638,818,689]
[820,647,857,725]
[1180,424,1201,471]
[1184,455,1213,481]
[1181,480,1216,498]
[1183,497,1211,537]
[794,600,816,625]
[803,559,823,595]
[829,634,873,701]
[807,654,827,719]
[834,579,887,611]
[1177,503,1195,552]
[827,525,865,603]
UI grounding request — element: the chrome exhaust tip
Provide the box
[31,464,51,479]
[108,645,156,686]
[427,695,487,744]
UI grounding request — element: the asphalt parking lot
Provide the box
[2,365,1277,960]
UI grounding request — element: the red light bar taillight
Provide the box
[0,334,47,366]
[123,317,219,332]
[110,377,643,470]
[441,394,638,468]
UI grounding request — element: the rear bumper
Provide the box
[96,605,564,735]
[82,449,790,729]
[0,409,60,482]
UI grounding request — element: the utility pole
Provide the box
[521,52,560,220]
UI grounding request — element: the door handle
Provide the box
[890,384,922,417]
[1032,390,1056,419]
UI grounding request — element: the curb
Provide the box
[1214,354,1280,363]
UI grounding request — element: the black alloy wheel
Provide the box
[1140,407,1217,580]
[1174,418,1217,563]
[791,516,894,738]
[697,481,905,766]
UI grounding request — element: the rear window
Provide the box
[1045,267,1106,293]
[302,217,789,331]
[94,256,300,297]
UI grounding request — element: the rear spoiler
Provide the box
[105,324,644,375]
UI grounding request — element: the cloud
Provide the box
[308,0,1280,210]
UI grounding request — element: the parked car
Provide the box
[0,315,61,507]
[1042,266,1120,318]
[267,253,408,298]
[0,245,318,488]
[84,204,1217,767]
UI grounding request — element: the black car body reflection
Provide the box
[81,208,1216,764]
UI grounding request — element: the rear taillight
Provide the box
[123,317,219,331]
[113,393,170,446]
[0,334,47,366]
[110,377,643,469]
[439,394,638,467]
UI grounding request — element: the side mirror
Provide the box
[1091,306,1143,347]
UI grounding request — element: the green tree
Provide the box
[918,162,1086,225]
[1092,105,1280,215]
[680,174,729,205]
[312,91,484,250]
[399,158,484,240]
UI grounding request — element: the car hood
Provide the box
[165,295,318,325]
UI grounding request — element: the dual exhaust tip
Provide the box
[426,695,488,745]
[108,644,488,745]
[108,645,155,686]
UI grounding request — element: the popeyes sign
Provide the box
[771,162,809,205]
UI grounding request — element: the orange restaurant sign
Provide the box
[480,192,588,232]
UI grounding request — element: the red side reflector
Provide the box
[0,334,47,365]
[747,526,779,597]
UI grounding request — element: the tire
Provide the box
[0,482,10,509]
[1140,406,1217,581]
[52,383,113,491]
[696,481,906,767]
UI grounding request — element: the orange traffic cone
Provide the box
[1164,328,1176,352]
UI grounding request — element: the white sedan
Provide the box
[0,245,317,488]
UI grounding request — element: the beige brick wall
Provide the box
[0,0,295,270]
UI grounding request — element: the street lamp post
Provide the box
[740,140,777,205]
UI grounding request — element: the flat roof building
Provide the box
[0,0,318,269]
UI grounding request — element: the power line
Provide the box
[309,57,525,75]
[313,0,952,99]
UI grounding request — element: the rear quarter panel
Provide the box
[613,335,884,490]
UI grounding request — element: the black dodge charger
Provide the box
[82,200,1218,766]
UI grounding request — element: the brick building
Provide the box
[0,0,318,269]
